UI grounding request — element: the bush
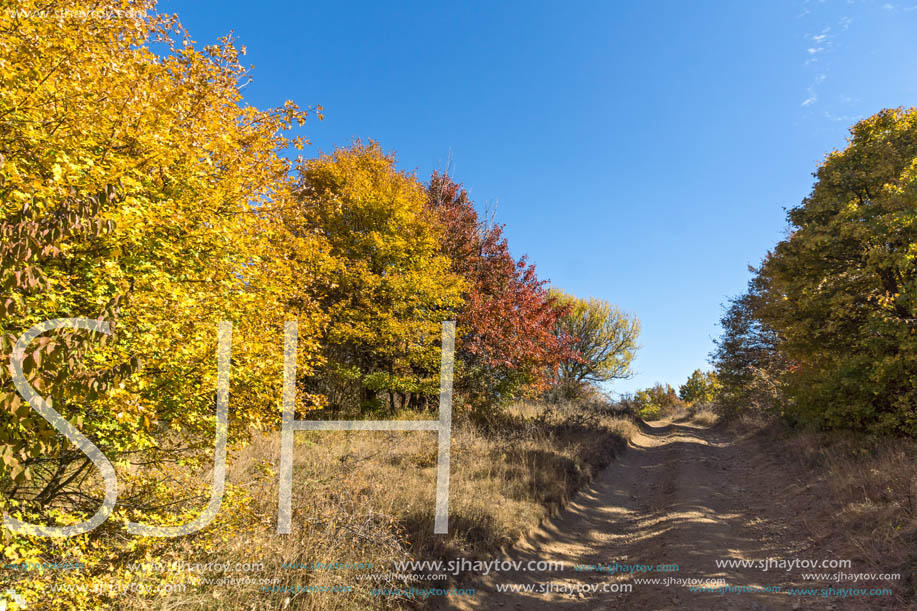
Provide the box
[632,384,684,421]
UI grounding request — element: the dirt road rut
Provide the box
[441,420,898,610]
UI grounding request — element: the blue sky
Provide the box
[165,0,917,395]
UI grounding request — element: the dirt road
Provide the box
[440,419,902,610]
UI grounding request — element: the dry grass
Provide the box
[690,407,720,427]
[776,428,916,605]
[124,401,634,610]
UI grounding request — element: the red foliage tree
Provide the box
[426,172,573,411]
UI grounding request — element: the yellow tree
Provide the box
[0,0,327,536]
[290,142,464,413]
[549,289,640,399]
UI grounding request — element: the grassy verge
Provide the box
[732,417,916,607]
[124,400,635,610]
[782,430,916,604]
[688,406,720,426]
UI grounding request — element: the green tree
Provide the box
[719,107,917,435]
[678,369,721,405]
[710,277,787,417]
[550,289,640,398]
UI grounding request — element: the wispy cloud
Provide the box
[823,110,860,122]
[882,2,917,11]
[802,74,827,107]
[798,7,855,109]
[803,26,833,66]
